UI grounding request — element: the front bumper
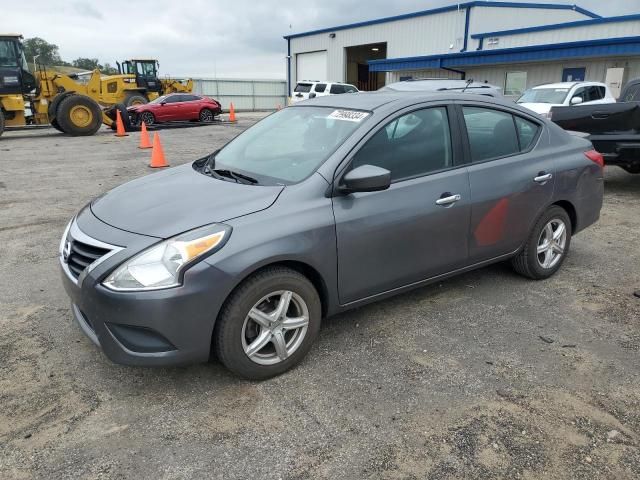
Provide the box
[59,209,234,367]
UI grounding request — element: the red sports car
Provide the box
[128,93,222,126]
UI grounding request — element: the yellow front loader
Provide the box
[0,34,125,137]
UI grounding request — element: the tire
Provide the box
[48,92,73,121]
[199,108,215,123]
[511,205,572,280]
[50,118,64,133]
[138,111,155,126]
[124,93,148,108]
[214,267,322,380]
[0,109,4,137]
[56,95,102,136]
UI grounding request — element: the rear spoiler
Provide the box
[565,130,590,139]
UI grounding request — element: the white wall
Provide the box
[467,7,593,50]
[480,20,640,50]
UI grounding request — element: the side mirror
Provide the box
[570,96,583,105]
[160,101,167,105]
[339,165,391,194]
[309,92,316,99]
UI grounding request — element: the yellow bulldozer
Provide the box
[0,35,194,137]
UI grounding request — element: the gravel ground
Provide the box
[0,115,639,479]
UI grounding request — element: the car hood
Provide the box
[91,163,284,238]
[518,103,555,114]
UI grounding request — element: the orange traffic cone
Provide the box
[229,102,236,123]
[115,109,128,137]
[149,133,169,168]
[138,122,152,149]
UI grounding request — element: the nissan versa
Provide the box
[59,92,604,379]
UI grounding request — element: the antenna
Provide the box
[461,78,473,93]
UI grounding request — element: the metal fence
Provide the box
[192,78,287,112]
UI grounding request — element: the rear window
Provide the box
[515,116,540,151]
[294,83,312,93]
[330,84,346,94]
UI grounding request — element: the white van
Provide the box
[292,81,359,103]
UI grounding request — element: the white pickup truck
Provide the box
[517,81,616,118]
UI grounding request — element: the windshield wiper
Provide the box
[221,170,258,184]
[202,153,259,184]
[207,168,258,185]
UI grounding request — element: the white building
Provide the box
[284,1,640,98]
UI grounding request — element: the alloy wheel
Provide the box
[140,112,155,126]
[200,109,214,122]
[537,218,567,269]
[241,290,309,365]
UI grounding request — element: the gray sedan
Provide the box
[59,92,604,379]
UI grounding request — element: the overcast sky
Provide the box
[4,0,638,79]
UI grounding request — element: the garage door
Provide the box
[296,51,327,82]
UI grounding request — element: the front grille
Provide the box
[67,240,111,279]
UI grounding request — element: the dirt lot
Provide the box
[1,115,639,479]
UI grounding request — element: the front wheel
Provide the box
[511,206,572,280]
[199,108,215,123]
[55,94,103,136]
[139,111,155,126]
[214,267,321,380]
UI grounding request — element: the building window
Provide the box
[505,71,527,97]
[487,37,499,46]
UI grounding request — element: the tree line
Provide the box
[23,37,119,74]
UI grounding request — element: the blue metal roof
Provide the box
[472,13,640,39]
[368,36,640,72]
[283,1,600,40]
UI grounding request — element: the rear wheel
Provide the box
[214,267,321,380]
[199,108,214,123]
[0,109,4,137]
[56,95,102,136]
[511,206,572,280]
[124,93,148,108]
[139,111,155,126]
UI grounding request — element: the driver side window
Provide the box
[350,107,452,182]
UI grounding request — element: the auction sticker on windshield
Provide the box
[328,110,370,122]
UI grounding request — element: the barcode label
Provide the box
[328,110,369,122]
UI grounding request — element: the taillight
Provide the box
[585,149,604,168]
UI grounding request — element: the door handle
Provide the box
[435,193,461,206]
[534,173,553,183]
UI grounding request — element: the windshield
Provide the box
[149,95,167,104]
[517,88,570,104]
[137,61,157,76]
[0,40,18,68]
[211,107,369,184]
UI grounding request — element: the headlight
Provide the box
[59,217,74,257]
[103,224,231,291]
